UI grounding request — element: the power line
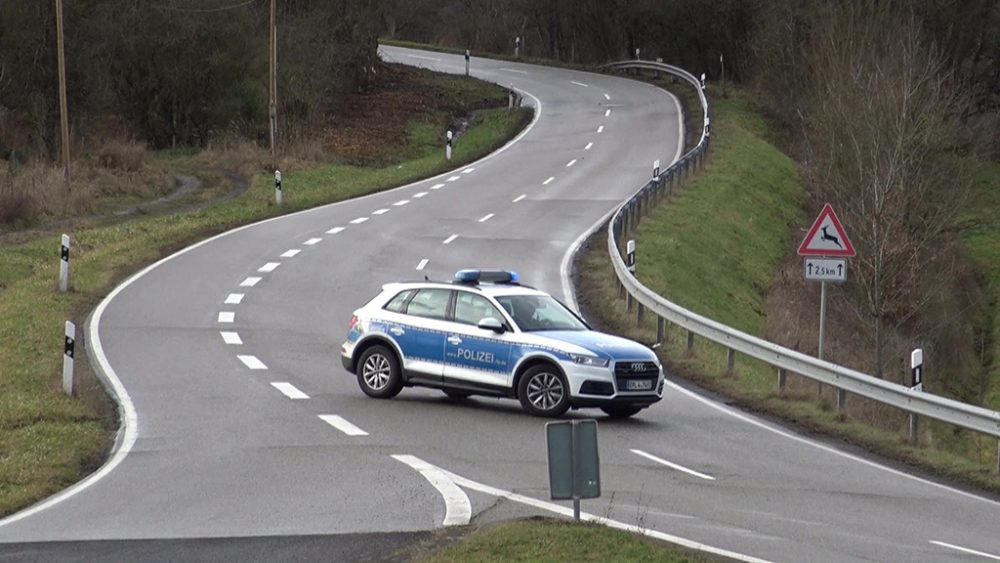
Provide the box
[142,0,261,13]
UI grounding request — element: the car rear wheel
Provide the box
[518,364,570,417]
[357,345,403,399]
[600,405,643,419]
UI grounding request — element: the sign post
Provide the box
[546,419,600,521]
[798,203,855,405]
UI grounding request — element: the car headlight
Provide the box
[568,353,609,367]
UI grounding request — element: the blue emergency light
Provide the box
[453,269,519,284]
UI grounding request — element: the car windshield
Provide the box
[495,294,587,332]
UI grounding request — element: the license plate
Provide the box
[626,379,653,391]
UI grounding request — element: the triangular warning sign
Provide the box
[797,203,856,257]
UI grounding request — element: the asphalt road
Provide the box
[1,46,999,563]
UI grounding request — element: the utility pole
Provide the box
[55,0,71,189]
[268,0,277,162]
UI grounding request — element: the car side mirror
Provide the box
[478,317,505,333]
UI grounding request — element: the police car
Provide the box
[340,270,664,418]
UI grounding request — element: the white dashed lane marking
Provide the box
[327,227,345,234]
[543,177,555,185]
[585,142,593,150]
[446,175,461,182]
[372,208,390,215]
[240,277,261,287]
[416,258,429,270]
[217,312,235,323]
[605,108,612,117]
[303,238,322,246]
[280,249,301,258]
[632,449,716,481]
[571,81,588,87]
[237,355,268,370]
[413,192,428,198]
[513,194,526,203]
[443,234,458,245]
[319,414,368,436]
[479,213,494,223]
[566,159,577,168]
[393,200,409,206]
[461,168,475,174]
[220,331,242,345]
[225,293,244,304]
[430,183,445,190]
[350,217,369,224]
[271,382,310,400]
[258,262,280,273]
[597,125,604,133]
[604,93,611,100]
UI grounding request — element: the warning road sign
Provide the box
[797,203,856,257]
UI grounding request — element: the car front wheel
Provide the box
[517,364,570,417]
[357,345,403,399]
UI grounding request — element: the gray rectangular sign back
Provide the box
[546,420,600,500]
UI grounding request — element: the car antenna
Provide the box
[424,275,429,281]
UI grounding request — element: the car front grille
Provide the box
[614,360,659,393]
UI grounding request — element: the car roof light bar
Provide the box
[453,269,520,285]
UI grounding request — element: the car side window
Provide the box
[404,289,451,320]
[453,292,504,325]
[384,290,415,313]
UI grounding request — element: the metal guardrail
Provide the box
[603,60,1000,466]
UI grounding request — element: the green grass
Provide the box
[417,520,719,563]
[577,86,1000,493]
[0,74,530,517]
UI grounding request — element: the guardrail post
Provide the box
[909,413,918,446]
[778,368,787,394]
[996,440,999,474]
[837,389,847,410]
[636,302,644,324]
[686,330,695,354]
[726,348,735,373]
[656,317,665,343]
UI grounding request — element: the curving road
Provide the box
[2,46,999,562]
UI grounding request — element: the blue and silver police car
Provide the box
[340,270,664,418]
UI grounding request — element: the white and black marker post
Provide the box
[63,321,75,396]
[274,169,282,205]
[653,160,660,180]
[626,240,636,274]
[909,348,923,445]
[700,72,706,90]
[515,36,521,58]
[446,130,453,161]
[59,234,70,292]
[465,48,470,76]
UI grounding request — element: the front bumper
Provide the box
[563,361,664,409]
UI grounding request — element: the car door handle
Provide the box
[389,327,405,336]
[447,335,462,345]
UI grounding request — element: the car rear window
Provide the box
[384,289,415,313]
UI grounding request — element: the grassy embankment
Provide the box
[0,72,530,517]
[578,87,1000,494]
[415,519,720,563]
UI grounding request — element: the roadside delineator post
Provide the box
[63,321,75,396]
[464,48,470,76]
[446,130,453,160]
[274,170,282,205]
[515,36,521,58]
[700,72,706,90]
[653,159,660,180]
[624,240,636,313]
[59,234,70,292]
[909,348,923,446]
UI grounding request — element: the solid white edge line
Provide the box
[416,258,429,271]
[237,355,268,370]
[319,414,368,436]
[571,81,589,87]
[224,293,244,304]
[930,540,1000,560]
[217,312,235,323]
[631,449,715,480]
[0,71,541,529]
[240,276,261,287]
[426,460,771,563]
[478,213,494,223]
[220,331,243,345]
[271,382,310,400]
[392,455,472,526]
[513,194,526,203]
[280,249,301,258]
